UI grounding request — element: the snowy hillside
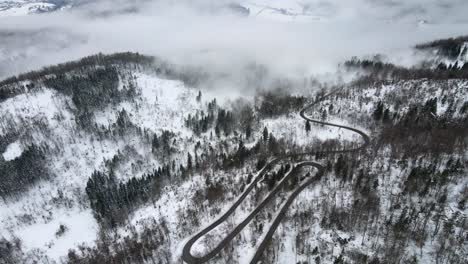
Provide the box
[1,0,468,263]
[415,36,468,69]
[239,0,319,22]
[0,49,466,264]
[0,0,67,16]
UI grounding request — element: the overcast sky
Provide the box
[0,0,467,81]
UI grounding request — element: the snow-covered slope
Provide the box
[429,42,468,68]
[0,52,467,263]
[0,0,67,16]
[240,0,320,22]
[0,65,206,262]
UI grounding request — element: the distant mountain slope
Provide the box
[0,0,70,16]
[416,36,468,69]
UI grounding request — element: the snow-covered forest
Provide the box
[0,36,466,264]
[1,1,468,264]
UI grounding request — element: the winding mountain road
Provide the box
[182,89,370,263]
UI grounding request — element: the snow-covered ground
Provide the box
[2,141,23,161]
[0,58,466,263]
[262,114,366,146]
[0,71,227,262]
[0,65,263,262]
[0,0,59,17]
[12,208,98,261]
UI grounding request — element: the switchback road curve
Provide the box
[182,88,370,264]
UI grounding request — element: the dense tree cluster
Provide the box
[215,108,235,137]
[44,67,121,111]
[404,159,463,196]
[185,109,216,135]
[256,91,306,118]
[378,99,467,156]
[0,237,22,263]
[264,164,290,191]
[151,130,175,156]
[0,52,154,88]
[345,57,468,81]
[415,35,468,59]
[85,165,171,227]
[0,52,154,102]
[0,144,48,197]
[184,97,255,139]
[221,132,285,170]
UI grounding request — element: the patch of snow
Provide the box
[13,208,98,262]
[2,141,23,161]
[261,113,363,146]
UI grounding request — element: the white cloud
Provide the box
[0,0,467,82]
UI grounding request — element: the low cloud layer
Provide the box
[0,0,467,82]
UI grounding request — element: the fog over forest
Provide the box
[1,0,468,82]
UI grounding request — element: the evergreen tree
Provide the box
[245,124,252,139]
[305,120,311,134]
[187,152,193,171]
[382,109,391,124]
[424,97,438,114]
[151,135,159,151]
[246,173,253,184]
[268,133,278,153]
[263,127,269,142]
[215,125,221,138]
[373,101,384,120]
[321,109,327,122]
[437,62,447,70]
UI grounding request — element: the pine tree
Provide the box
[268,133,278,153]
[335,155,346,177]
[195,152,200,170]
[373,101,384,121]
[215,125,221,138]
[321,109,327,122]
[187,153,193,170]
[424,98,438,114]
[305,120,311,134]
[152,135,159,151]
[437,62,447,70]
[382,109,391,124]
[263,127,269,142]
[246,173,253,184]
[246,124,252,139]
